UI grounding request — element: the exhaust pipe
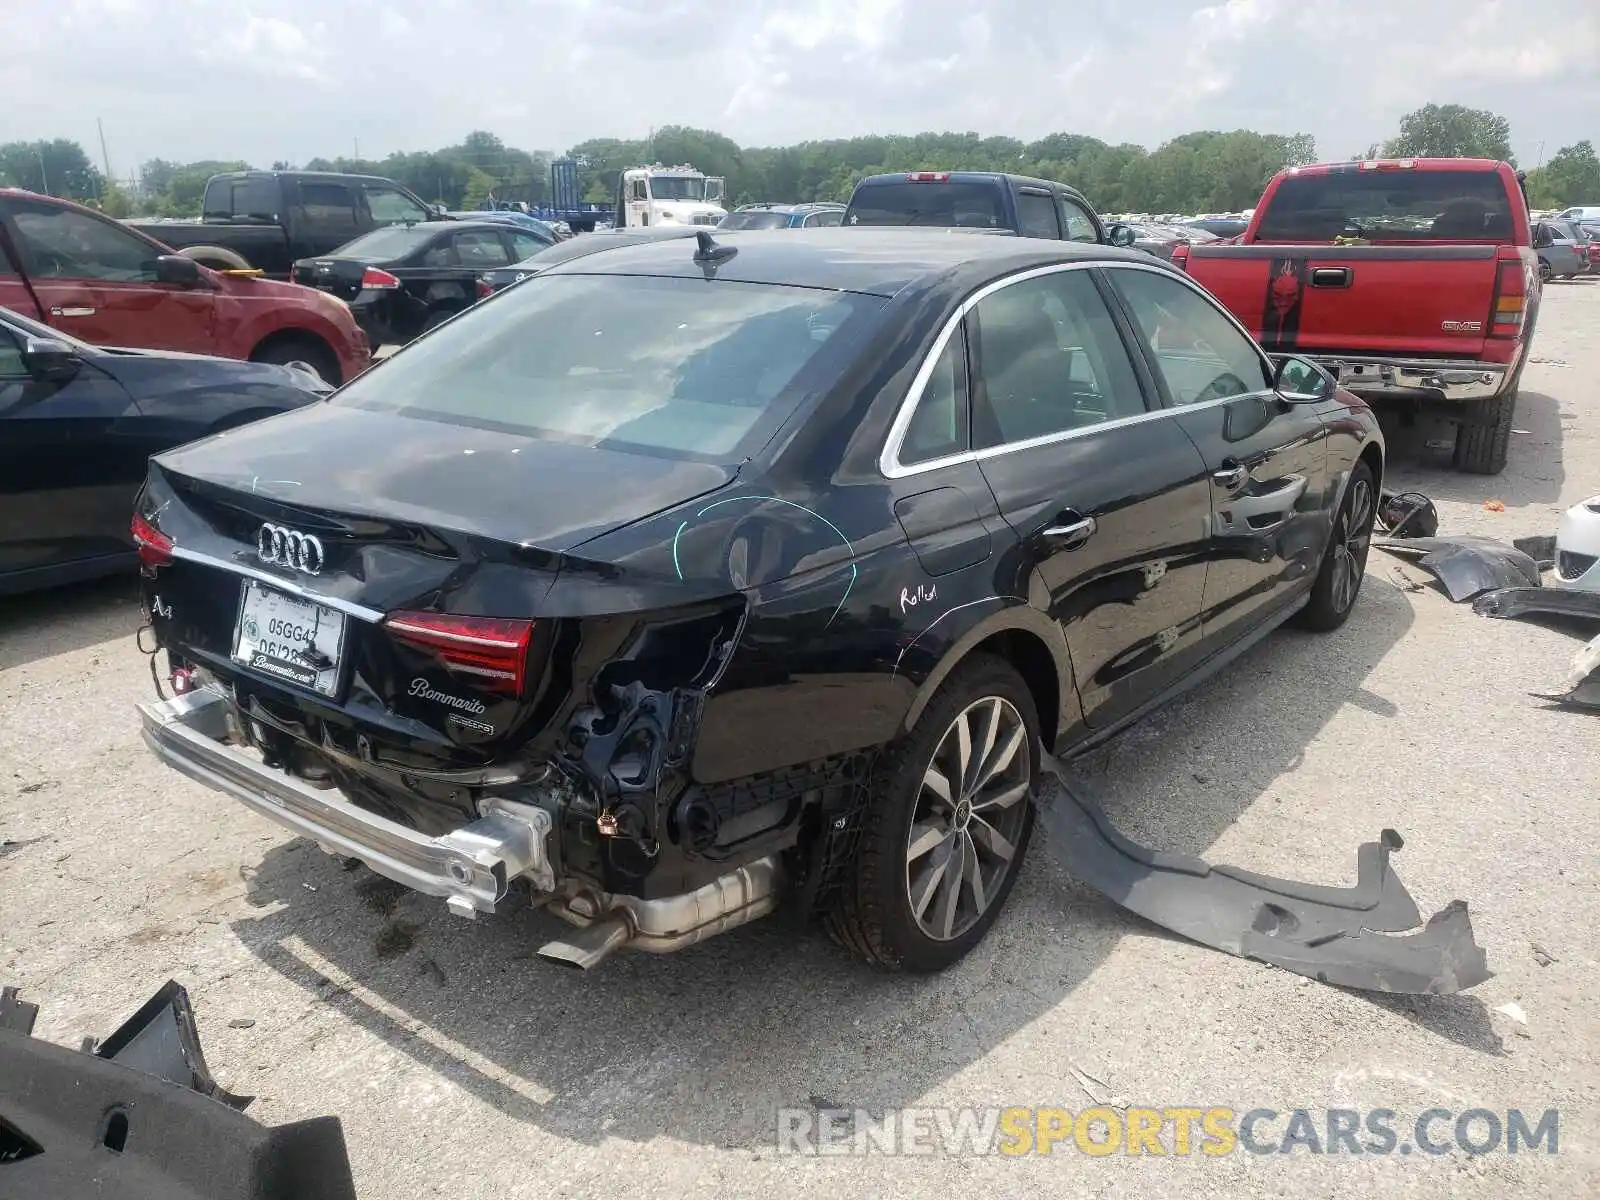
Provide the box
[536,855,783,970]
[536,915,631,970]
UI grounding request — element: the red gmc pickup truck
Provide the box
[1172,158,1541,474]
[0,189,370,385]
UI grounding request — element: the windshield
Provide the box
[327,225,440,261]
[333,274,886,460]
[846,181,1004,228]
[1256,170,1516,242]
[720,211,790,230]
[648,176,706,202]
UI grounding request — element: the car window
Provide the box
[900,327,970,466]
[298,182,356,218]
[969,269,1147,450]
[804,210,844,228]
[453,230,511,267]
[1057,197,1101,243]
[332,224,439,262]
[847,181,1005,229]
[363,185,431,227]
[332,274,886,462]
[7,198,160,282]
[1109,268,1273,405]
[720,211,789,230]
[1016,193,1060,239]
[0,325,26,379]
[1256,169,1515,241]
[203,176,278,219]
[508,231,548,260]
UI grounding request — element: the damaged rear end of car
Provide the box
[135,259,892,968]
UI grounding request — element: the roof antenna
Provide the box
[693,230,736,265]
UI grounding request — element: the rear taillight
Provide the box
[1169,242,1191,272]
[385,611,533,696]
[360,266,402,290]
[906,172,950,182]
[1488,258,1527,338]
[131,512,172,568]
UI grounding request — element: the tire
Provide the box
[250,337,340,385]
[417,308,458,338]
[1451,388,1516,475]
[827,655,1037,972]
[177,244,253,271]
[1538,258,1552,283]
[1296,460,1376,633]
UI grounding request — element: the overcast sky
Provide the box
[4,0,1595,180]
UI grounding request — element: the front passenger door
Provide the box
[1105,265,1331,648]
[967,267,1212,730]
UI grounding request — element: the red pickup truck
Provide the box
[1172,158,1540,474]
[0,190,370,385]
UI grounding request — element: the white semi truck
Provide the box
[613,164,728,229]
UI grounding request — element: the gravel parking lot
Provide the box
[3,282,1597,1198]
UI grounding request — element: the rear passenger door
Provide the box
[1104,264,1331,648]
[1015,188,1062,239]
[291,180,362,254]
[966,266,1212,729]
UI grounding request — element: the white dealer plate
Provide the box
[231,580,347,697]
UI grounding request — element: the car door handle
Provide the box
[1310,267,1352,288]
[1041,514,1097,549]
[49,306,95,318]
[1219,474,1309,535]
[1212,465,1249,490]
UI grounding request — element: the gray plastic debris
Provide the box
[1473,586,1600,623]
[1374,536,1542,602]
[1534,633,1600,710]
[1032,754,1492,995]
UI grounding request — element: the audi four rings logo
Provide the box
[257,524,325,575]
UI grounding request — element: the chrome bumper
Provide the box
[138,686,554,919]
[1316,355,1508,401]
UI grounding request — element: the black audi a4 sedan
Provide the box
[0,306,329,596]
[135,229,1383,973]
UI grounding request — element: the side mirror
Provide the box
[155,254,204,288]
[1531,223,1555,249]
[1108,223,1137,248]
[1273,355,1334,402]
[22,336,83,384]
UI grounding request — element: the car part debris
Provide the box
[1031,755,1491,994]
[0,981,355,1200]
[1378,490,1439,538]
[1513,535,1557,570]
[1554,493,1600,591]
[1533,633,1600,710]
[1373,535,1541,602]
[1472,586,1600,623]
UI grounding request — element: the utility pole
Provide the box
[1535,140,1546,169]
[96,117,114,182]
[353,138,360,162]
[36,143,49,195]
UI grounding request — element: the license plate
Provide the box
[231,580,347,696]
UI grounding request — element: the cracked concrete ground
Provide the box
[3,282,1598,1198]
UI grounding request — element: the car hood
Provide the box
[97,346,331,393]
[150,402,740,552]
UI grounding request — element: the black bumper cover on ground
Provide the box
[1033,755,1492,995]
[0,982,356,1200]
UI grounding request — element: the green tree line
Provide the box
[1,105,1594,219]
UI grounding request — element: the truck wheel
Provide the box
[1452,389,1516,475]
[251,337,340,386]
[1295,460,1375,633]
[1537,259,1552,283]
[827,655,1036,973]
[176,244,253,271]
[418,308,458,338]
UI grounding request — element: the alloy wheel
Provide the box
[904,695,1031,941]
[1330,476,1374,615]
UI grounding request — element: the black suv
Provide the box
[845,171,1135,247]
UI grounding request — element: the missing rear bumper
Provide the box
[1033,754,1491,994]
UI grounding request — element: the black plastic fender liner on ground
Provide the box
[1031,755,1493,995]
[1472,585,1600,624]
[1373,535,1542,602]
[0,981,357,1200]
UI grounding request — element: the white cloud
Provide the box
[1,0,1594,178]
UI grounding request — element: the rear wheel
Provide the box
[1538,258,1553,283]
[417,308,459,338]
[1452,388,1516,475]
[251,337,340,386]
[827,655,1036,972]
[1296,460,1376,633]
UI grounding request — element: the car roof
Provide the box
[540,228,1155,297]
[852,171,1091,198]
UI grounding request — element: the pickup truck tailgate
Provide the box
[1184,243,1502,359]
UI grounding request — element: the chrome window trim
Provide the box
[169,545,386,623]
[879,258,1278,480]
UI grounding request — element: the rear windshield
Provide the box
[847,181,1005,229]
[332,274,886,460]
[720,212,790,230]
[329,225,438,261]
[1256,169,1516,241]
